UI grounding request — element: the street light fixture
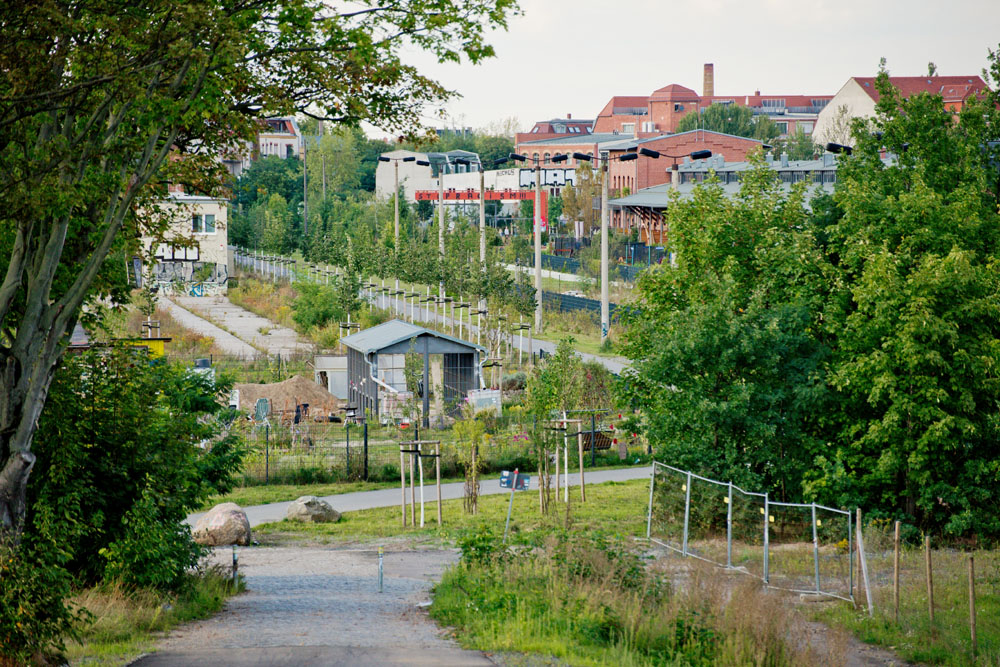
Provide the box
[569,146,712,343]
[507,152,544,333]
[825,142,853,155]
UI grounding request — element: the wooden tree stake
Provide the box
[969,555,977,655]
[893,520,901,623]
[925,535,934,624]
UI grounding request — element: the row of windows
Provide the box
[680,171,837,185]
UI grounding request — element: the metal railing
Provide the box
[647,462,854,602]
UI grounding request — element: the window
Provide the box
[761,99,786,108]
[543,152,550,163]
[285,144,294,159]
[673,103,684,112]
[622,123,635,134]
[799,121,814,134]
[775,121,788,134]
[192,213,215,234]
[531,127,539,133]
[810,99,829,109]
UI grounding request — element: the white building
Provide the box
[143,189,230,295]
[815,75,988,146]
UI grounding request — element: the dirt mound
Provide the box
[235,375,342,415]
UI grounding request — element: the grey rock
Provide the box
[286,495,341,523]
[193,502,251,546]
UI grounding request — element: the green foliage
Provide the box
[624,51,1000,538]
[676,103,780,142]
[99,482,204,591]
[26,347,244,585]
[292,281,347,331]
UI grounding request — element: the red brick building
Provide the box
[605,130,764,197]
[514,115,594,147]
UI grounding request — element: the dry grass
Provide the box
[64,566,243,666]
[228,276,298,331]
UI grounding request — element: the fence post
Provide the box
[811,503,820,593]
[265,424,269,484]
[893,520,901,623]
[363,422,369,481]
[858,508,873,616]
[346,424,351,478]
[646,465,656,539]
[726,482,733,568]
[763,493,770,584]
[969,555,977,655]
[590,413,596,467]
[682,472,692,556]
[848,510,854,605]
[925,534,934,623]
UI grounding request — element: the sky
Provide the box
[371,0,1000,138]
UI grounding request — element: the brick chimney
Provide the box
[567,113,572,119]
[703,63,715,98]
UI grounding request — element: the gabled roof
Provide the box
[853,75,987,103]
[519,133,624,146]
[340,319,484,355]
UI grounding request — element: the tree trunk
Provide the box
[0,451,36,542]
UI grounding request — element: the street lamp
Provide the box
[567,147,712,343]
[379,154,417,293]
[825,142,853,156]
[507,152,544,333]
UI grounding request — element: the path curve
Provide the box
[187,465,652,528]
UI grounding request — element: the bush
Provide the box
[99,482,204,591]
[292,282,344,331]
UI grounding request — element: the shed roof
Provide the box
[340,319,485,355]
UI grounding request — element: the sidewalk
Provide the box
[188,465,652,528]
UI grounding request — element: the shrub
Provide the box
[99,482,204,591]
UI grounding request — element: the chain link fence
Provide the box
[647,462,854,602]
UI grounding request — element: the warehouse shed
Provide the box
[340,319,485,426]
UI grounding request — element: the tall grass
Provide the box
[432,531,840,666]
[65,565,244,665]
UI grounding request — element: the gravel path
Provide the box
[132,545,490,666]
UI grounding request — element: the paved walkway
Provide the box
[160,296,258,357]
[187,465,652,528]
[172,295,313,358]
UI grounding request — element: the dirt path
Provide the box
[171,294,313,358]
[131,544,490,666]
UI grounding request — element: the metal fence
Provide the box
[647,462,854,602]
[541,290,620,318]
[231,416,631,485]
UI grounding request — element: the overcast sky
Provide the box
[372,0,1000,138]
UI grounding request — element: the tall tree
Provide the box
[0,0,519,541]
[676,103,780,142]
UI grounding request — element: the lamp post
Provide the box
[568,147,711,343]
[507,152,545,333]
[378,154,417,293]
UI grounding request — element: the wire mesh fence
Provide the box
[647,462,854,602]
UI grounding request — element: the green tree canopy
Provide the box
[675,103,780,142]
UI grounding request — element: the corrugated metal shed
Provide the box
[340,319,485,355]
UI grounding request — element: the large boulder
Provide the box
[286,495,341,523]
[193,502,251,546]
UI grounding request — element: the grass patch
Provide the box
[815,544,1000,665]
[254,478,650,544]
[65,566,244,666]
[208,462,650,512]
[430,530,832,666]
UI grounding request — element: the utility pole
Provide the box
[438,168,445,308]
[479,166,487,313]
[302,133,308,236]
[600,151,610,343]
[534,159,543,332]
[394,159,400,292]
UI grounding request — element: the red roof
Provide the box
[853,76,987,102]
[650,84,699,100]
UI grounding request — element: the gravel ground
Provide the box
[134,544,490,666]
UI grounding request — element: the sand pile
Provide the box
[235,375,342,415]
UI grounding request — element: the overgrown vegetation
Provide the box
[433,530,830,666]
[1,347,243,663]
[622,57,1000,540]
